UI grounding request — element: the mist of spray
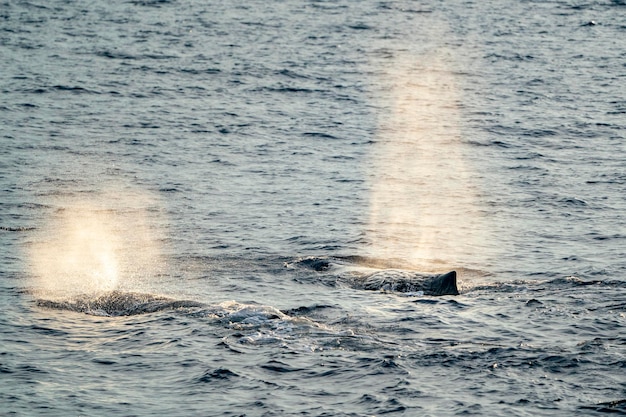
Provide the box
[366,50,486,272]
[28,188,167,300]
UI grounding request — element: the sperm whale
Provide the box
[354,270,458,296]
[288,257,459,296]
[36,291,205,316]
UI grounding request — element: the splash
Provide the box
[366,50,487,271]
[28,188,167,299]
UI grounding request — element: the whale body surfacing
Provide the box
[289,257,460,296]
[356,270,459,296]
[36,291,205,316]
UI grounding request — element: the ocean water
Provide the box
[1,0,625,415]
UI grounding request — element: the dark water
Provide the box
[1,0,625,415]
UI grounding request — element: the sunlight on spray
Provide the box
[28,188,167,300]
[367,50,486,272]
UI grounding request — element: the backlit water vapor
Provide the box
[367,50,486,271]
[28,189,167,299]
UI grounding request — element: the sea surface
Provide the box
[1,0,625,415]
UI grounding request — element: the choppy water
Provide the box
[1,0,625,415]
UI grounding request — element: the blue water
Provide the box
[1,0,625,415]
